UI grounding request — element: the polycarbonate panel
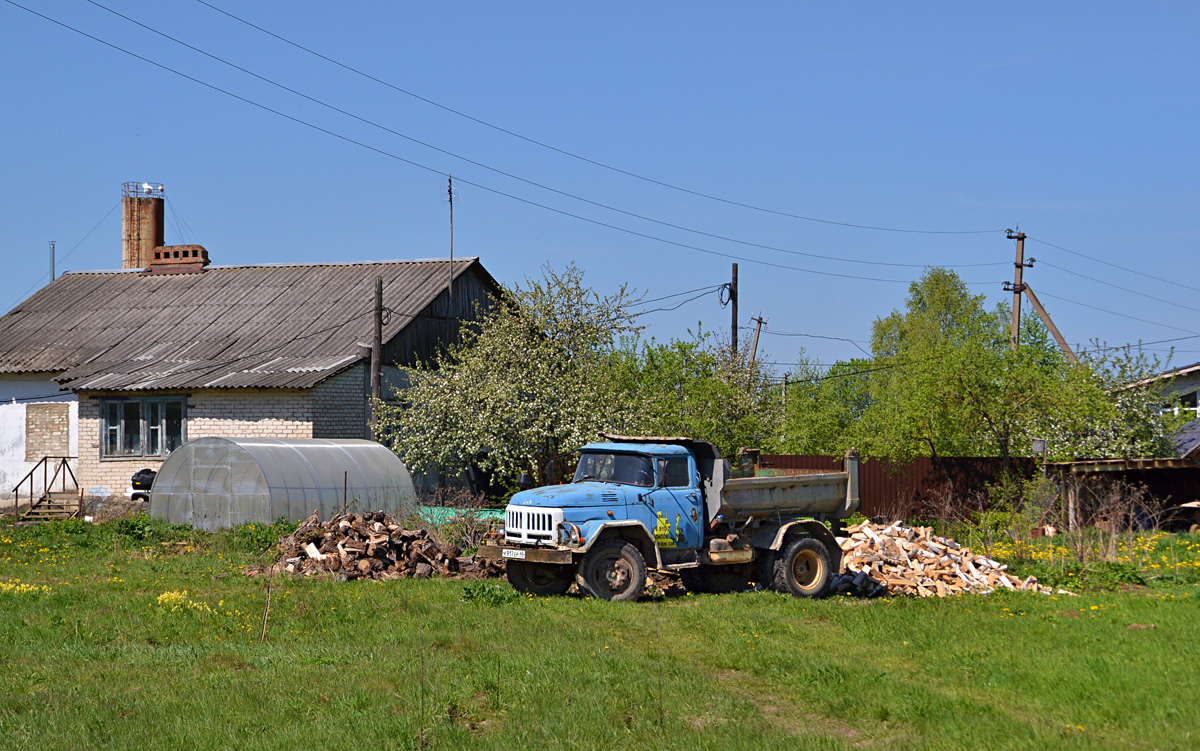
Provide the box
[149,437,416,531]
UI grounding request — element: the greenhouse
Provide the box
[149,437,417,531]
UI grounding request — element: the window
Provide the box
[660,457,692,487]
[101,397,185,458]
[572,452,654,487]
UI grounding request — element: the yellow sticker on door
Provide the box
[654,511,677,548]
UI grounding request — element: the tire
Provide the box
[1189,523,1200,535]
[680,565,751,594]
[773,537,832,599]
[578,539,647,601]
[506,562,574,596]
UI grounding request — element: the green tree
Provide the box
[781,358,874,455]
[607,332,782,458]
[377,263,641,481]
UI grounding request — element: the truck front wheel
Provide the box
[578,539,647,601]
[506,562,574,596]
[773,537,832,598]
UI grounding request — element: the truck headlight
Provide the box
[556,522,583,547]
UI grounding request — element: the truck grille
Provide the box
[504,506,564,545]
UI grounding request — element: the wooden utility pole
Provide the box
[448,174,454,298]
[730,263,739,354]
[49,241,55,282]
[370,276,382,434]
[1008,230,1029,350]
[749,315,765,365]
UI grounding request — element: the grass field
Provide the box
[1,517,1198,751]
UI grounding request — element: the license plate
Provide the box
[501,548,527,560]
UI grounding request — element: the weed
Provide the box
[460,580,520,606]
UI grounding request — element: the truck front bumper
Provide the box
[477,543,574,565]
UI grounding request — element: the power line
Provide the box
[6,199,120,312]
[1036,259,1200,314]
[632,288,721,316]
[82,0,1006,273]
[632,284,723,307]
[1035,289,1200,336]
[194,0,1004,237]
[6,1,970,286]
[1028,236,1200,295]
[754,327,873,357]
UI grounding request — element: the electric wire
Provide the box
[753,328,873,357]
[1029,236,1200,295]
[82,0,1006,272]
[7,200,121,312]
[1035,259,1200,314]
[1035,290,1200,336]
[194,0,1004,237]
[4,0,951,286]
[632,288,720,316]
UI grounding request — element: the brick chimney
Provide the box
[121,182,211,274]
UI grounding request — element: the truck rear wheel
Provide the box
[578,539,646,601]
[506,562,574,596]
[773,537,832,598]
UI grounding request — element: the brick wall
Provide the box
[24,403,70,461]
[313,363,369,439]
[77,388,316,498]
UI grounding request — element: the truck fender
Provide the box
[583,521,662,569]
[751,520,844,573]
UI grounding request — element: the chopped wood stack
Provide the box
[252,510,505,581]
[834,521,1061,598]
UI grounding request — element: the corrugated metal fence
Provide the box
[759,454,1035,519]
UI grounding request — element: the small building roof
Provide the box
[0,258,497,391]
[1173,417,1200,460]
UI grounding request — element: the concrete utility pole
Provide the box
[1020,283,1079,364]
[448,174,454,298]
[370,276,383,434]
[49,241,55,281]
[1008,230,1030,350]
[749,315,766,365]
[730,263,739,354]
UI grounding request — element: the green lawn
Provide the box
[1,519,1197,750]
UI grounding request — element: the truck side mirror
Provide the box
[656,459,667,487]
[517,472,535,490]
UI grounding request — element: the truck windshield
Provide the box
[573,452,653,488]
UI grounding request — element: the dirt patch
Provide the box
[1126,623,1157,630]
[86,496,148,522]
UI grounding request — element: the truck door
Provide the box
[646,456,703,550]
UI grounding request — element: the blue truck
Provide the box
[477,435,860,601]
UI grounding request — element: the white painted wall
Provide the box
[0,374,78,501]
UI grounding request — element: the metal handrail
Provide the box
[10,456,78,519]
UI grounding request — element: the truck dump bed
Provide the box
[720,469,855,521]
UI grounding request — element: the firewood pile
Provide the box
[832,521,1065,598]
[247,510,505,581]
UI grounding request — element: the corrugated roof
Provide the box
[1172,417,1200,460]
[0,258,493,391]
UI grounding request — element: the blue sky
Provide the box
[2,2,1198,369]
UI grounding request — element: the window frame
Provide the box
[99,395,187,460]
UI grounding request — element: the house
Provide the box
[0,183,499,501]
[1140,360,1200,418]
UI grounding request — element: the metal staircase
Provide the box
[12,457,80,521]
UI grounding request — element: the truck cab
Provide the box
[479,436,858,601]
